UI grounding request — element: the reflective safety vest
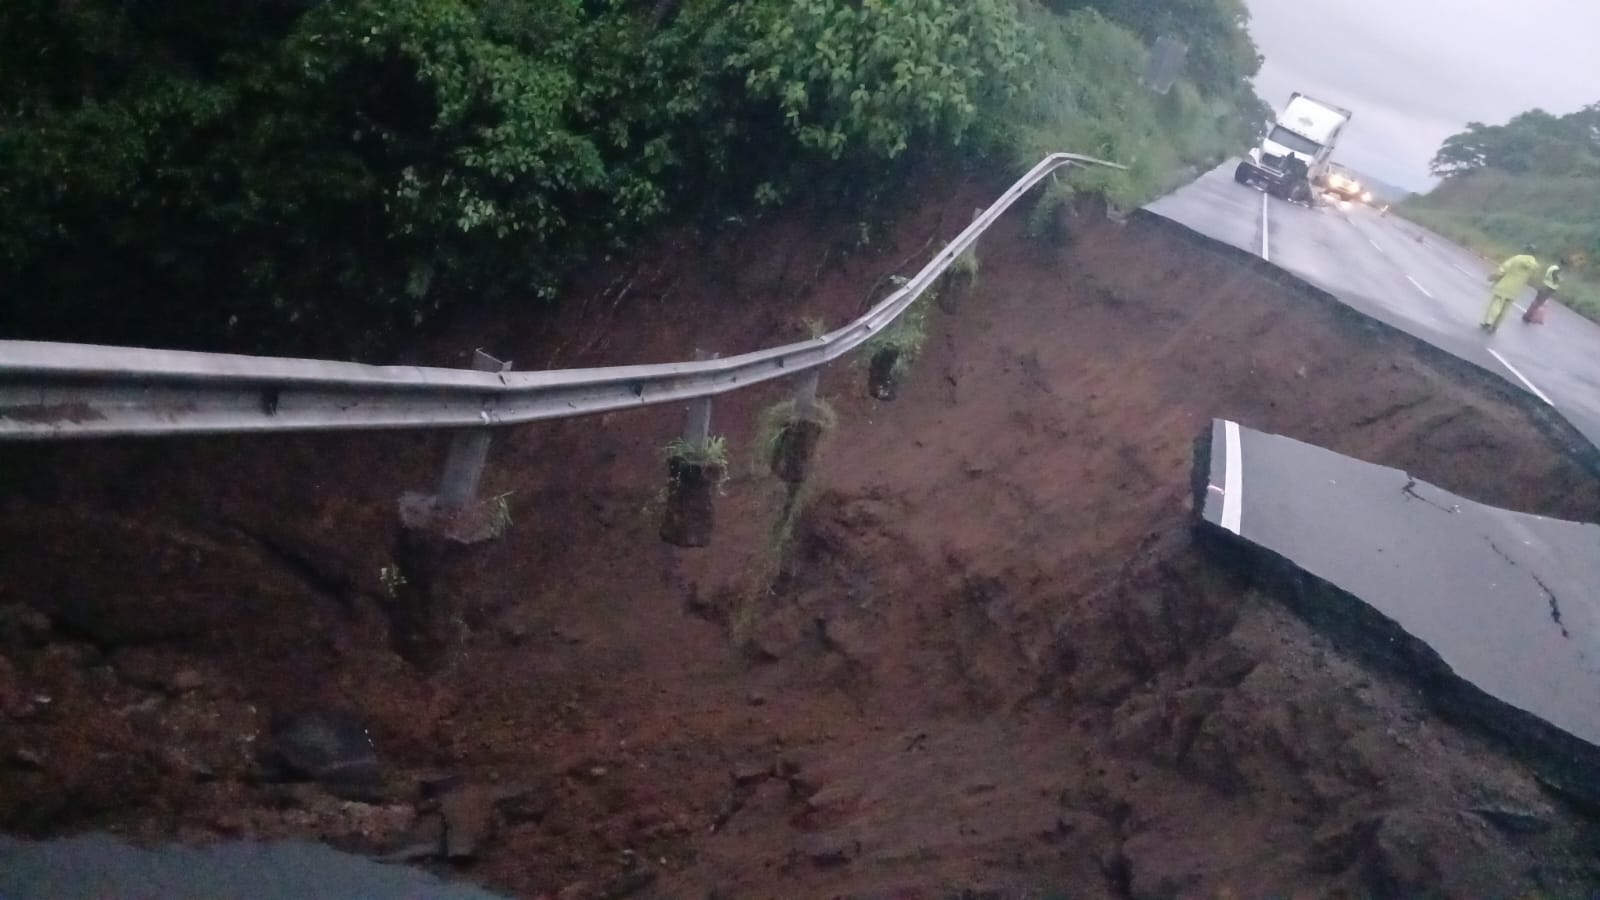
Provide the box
[1543,264,1562,291]
[1491,254,1539,299]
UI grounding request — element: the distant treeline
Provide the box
[1409,106,1600,306]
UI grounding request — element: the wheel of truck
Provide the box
[1233,162,1251,185]
[1289,181,1312,204]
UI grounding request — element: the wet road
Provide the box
[1198,419,1600,756]
[0,835,507,899]
[1149,163,1600,448]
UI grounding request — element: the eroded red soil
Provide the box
[3,182,1600,898]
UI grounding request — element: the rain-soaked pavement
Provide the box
[1150,163,1600,451]
[1197,418,1600,768]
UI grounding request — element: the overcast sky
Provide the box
[1246,0,1600,192]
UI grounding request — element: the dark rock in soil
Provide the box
[1364,812,1446,896]
[168,668,206,694]
[495,782,555,826]
[263,710,382,799]
[405,780,554,862]
[382,816,445,864]
[113,649,206,695]
[599,867,657,899]
[155,748,218,783]
[0,655,26,718]
[0,604,52,650]
[8,747,46,770]
[438,785,497,861]
[1471,805,1553,836]
[802,835,860,869]
[732,762,771,786]
[1307,815,1383,874]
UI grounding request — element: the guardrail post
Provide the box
[683,396,713,454]
[940,207,985,314]
[662,350,722,548]
[436,349,510,509]
[392,348,511,669]
[771,370,825,483]
[793,370,820,418]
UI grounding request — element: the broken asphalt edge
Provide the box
[1188,425,1600,808]
[1131,209,1600,482]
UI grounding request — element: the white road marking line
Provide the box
[1450,263,1477,278]
[1487,348,1554,406]
[1405,275,1433,298]
[1368,237,1383,251]
[1259,193,1270,261]
[1221,421,1243,534]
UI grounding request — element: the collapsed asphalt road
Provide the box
[1197,418,1600,780]
[1149,163,1600,450]
[1160,166,1600,799]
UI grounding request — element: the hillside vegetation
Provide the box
[1406,104,1600,318]
[0,0,1266,355]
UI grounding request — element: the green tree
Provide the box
[1046,0,1262,93]
[725,0,1031,159]
[1413,99,1600,320]
[0,0,1265,353]
[1430,107,1600,178]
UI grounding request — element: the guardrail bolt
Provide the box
[662,350,723,547]
[770,371,825,483]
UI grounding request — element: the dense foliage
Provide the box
[1429,106,1600,178]
[1044,0,1261,96]
[0,0,1265,353]
[1409,103,1600,318]
[1006,5,1264,215]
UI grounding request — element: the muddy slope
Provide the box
[3,186,1600,898]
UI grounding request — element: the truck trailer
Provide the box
[1235,93,1353,203]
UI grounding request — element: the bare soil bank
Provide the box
[3,182,1599,898]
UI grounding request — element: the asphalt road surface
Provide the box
[0,835,507,899]
[1150,163,1600,449]
[1199,418,1600,758]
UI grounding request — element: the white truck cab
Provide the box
[1235,93,1353,203]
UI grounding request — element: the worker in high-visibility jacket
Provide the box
[1481,245,1539,334]
[1522,256,1567,325]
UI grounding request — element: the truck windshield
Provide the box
[1267,126,1322,156]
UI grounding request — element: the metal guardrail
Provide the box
[0,152,1122,441]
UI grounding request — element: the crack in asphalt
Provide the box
[1486,538,1571,639]
[1350,393,1433,429]
[1401,477,1460,515]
